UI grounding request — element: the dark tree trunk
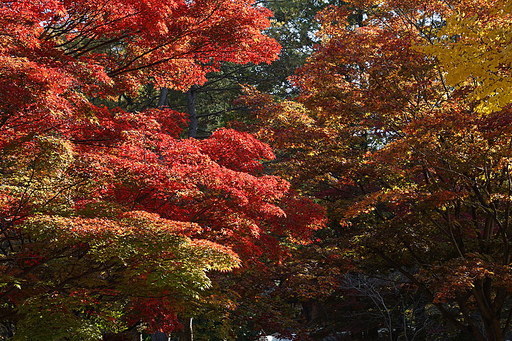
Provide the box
[158,87,169,107]
[187,87,197,138]
[176,317,193,341]
[184,317,193,341]
[483,317,504,341]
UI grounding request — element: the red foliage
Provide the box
[0,0,324,335]
[127,297,183,334]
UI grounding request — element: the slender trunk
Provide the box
[158,87,169,107]
[187,317,193,341]
[178,318,193,341]
[187,87,197,138]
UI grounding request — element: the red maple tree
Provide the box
[0,0,324,338]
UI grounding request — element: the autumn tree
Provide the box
[147,0,341,141]
[242,0,512,340]
[422,0,512,114]
[0,0,324,339]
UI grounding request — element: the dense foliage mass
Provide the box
[0,0,324,339]
[4,0,512,340]
[240,0,512,340]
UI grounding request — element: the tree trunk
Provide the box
[185,317,194,341]
[177,317,193,341]
[472,281,504,341]
[158,87,169,107]
[483,317,504,341]
[187,87,197,138]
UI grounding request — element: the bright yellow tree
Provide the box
[423,0,512,113]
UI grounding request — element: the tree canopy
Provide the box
[0,0,323,338]
[3,0,512,340]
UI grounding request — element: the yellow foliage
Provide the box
[421,0,512,113]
